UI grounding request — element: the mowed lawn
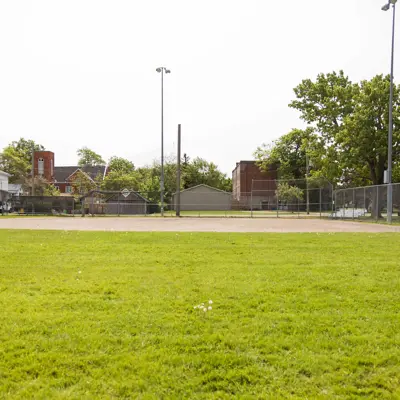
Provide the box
[0,231,399,399]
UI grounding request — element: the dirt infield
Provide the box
[0,217,399,233]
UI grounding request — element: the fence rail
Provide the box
[333,183,400,222]
[3,183,398,221]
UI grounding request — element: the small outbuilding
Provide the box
[172,184,232,211]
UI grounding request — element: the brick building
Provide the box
[32,150,106,194]
[232,161,278,210]
[34,151,55,182]
[53,166,106,194]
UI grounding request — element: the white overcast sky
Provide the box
[0,0,397,174]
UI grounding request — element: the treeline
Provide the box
[0,140,232,204]
[255,71,400,188]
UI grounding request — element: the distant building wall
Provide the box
[232,161,278,207]
[172,185,232,211]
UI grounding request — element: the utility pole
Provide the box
[306,153,310,215]
[31,146,35,196]
[156,67,171,217]
[381,0,397,223]
[176,124,181,217]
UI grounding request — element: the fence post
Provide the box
[320,188,322,219]
[81,196,85,217]
[276,189,279,218]
[118,195,120,217]
[298,196,300,218]
[352,188,355,220]
[342,191,345,219]
[376,185,379,222]
[333,190,336,219]
[176,124,181,217]
[250,179,253,218]
[364,187,366,216]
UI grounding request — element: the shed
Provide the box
[172,184,232,211]
[83,190,151,215]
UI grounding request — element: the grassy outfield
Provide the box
[0,231,399,399]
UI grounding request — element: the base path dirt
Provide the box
[0,217,399,233]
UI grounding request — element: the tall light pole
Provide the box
[156,67,171,217]
[382,0,397,223]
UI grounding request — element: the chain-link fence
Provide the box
[11,196,75,215]
[249,178,333,218]
[333,183,400,222]
[81,190,159,216]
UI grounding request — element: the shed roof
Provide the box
[173,184,232,195]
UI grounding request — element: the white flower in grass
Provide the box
[203,307,207,312]
[209,300,213,304]
[78,271,82,274]
[208,306,212,310]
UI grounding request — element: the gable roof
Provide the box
[54,165,106,182]
[8,184,23,194]
[0,170,11,177]
[174,184,232,195]
[80,190,150,202]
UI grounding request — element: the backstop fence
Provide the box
[248,178,333,218]
[333,183,400,221]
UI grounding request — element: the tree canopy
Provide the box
[77,147,105,167]
[0,138,45,183]
[256,71,400,188]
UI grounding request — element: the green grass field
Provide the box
[1,231,400,399]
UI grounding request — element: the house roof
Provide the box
[54,166,106,182]
[80,190,150,202]
[173,184,232,195]
[8,184,22,194]
[0,170,11,177]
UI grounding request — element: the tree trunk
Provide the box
[369,160,385,219]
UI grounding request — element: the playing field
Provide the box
[0,216,399,232]
[1,230,399,398]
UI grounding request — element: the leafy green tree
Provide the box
[43,184,61,196]
[289,70,357,141]
[101,171,138,191]
[182,157,232,191]
[289,71,400,187]
[255,128,324,180]
[70,170,97,195]
[107,157,135,174]
[276,182,304,208]
[77,147,105,167]
[0,138,45,183]
[337,75,400,186]
[24,176,60,196]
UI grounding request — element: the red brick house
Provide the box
[54,166,106,194]
[33,150,106,194]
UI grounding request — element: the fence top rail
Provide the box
[335,183,399,193]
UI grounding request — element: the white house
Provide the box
[0,170,11,203]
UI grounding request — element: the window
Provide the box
[65,186,72,193]
[38,158,44,176]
